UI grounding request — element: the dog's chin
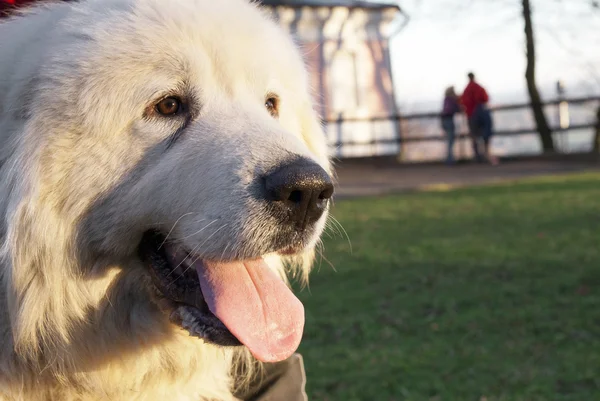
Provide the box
[137,230,310,357]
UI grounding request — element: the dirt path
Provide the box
[334,157,600,198]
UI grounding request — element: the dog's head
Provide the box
[1,0,332,366]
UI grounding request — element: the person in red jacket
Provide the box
[461,72,499,165]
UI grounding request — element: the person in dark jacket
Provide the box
[461,72,499,165]
[441,86,462,165]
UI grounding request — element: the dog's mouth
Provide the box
[138,231,304,363]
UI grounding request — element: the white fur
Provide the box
[0,0,331,400]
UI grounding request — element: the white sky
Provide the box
[387,0,600,111]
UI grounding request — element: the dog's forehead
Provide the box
[66,0,306,96]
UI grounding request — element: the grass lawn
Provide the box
[295,172,600,401]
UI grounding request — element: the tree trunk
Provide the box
[593,105,600,153]
[523,0,555,152]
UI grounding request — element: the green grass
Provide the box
[295,172,600,401]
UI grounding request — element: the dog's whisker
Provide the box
[177,219,219,242]
[186,224,230,268]
[163,228,211,278]
[167,224,230,286]
[219,242,232,264]
[324,219,344,239]
[322,221,339,239]
[326,216,342,237]
[159,212,196,249]
[315,240,336,273]
[329,215,352,254]
[170,241,204,276]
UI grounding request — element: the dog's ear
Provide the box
[2,197,46,358]
[2,198,59,360]
[0,153,81,364]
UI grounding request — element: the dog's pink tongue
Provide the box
[196,259,304,362]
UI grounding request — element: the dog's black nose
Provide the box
[264,158,334,230]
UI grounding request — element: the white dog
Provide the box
[0,0,332,399]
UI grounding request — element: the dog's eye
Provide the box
[156,97,182,116]
[265,95,279,118]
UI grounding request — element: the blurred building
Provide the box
[260,0,407,158]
